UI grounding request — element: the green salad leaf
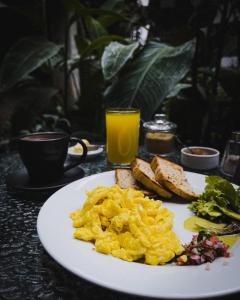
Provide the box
[189,176,240,222]
[205,176,240,212]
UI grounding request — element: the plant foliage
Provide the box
[104,40,195,120]
[102,41,139,80]
[0,37,62,92]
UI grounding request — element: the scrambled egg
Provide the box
[70,185,184,265]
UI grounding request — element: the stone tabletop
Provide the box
[0,149,239,300]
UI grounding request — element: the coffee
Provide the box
[17,132,87,183]
[21,133,64,142]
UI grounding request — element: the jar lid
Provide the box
[154,113,167,121]
[143,120,177,131]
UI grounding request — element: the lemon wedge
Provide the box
[73,139,89,154]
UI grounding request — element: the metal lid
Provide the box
[154,114,168,121]
[232,131,240,141]
[143,120,177,132]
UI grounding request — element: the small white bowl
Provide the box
[181,146,220,170]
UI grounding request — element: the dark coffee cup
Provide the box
[17,132,87,183]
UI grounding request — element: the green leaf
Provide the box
[65,0,128,29]
[189,176,240,222]
[97,14,124,28]
[189,198,223,219]
[75,36,91,55]
[166,83,191,98]
[86,16,107,39]
[69,35,125,74]
[0,37,62,92]
[205,176,240,213]
[104,40,195,120]
[80,35,125,59]
[101,41,139,80]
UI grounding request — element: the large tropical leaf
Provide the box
[81,35,124,59]
[69,35,125,75]
[104,40,195,120]
[99,0,125,26]
[0,37,62,92]
[86,16,107,39]
[65,0,128,30]
[101,41,139,80]
[166,83,191,98]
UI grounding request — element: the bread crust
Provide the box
[131,158,172,199]
[115,168,155,197]
[151,156,197,201]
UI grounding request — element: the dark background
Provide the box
[0,0,240,152]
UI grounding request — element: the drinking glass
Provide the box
[106,108,140,167]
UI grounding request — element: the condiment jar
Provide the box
[154,113,168,122]
[143,116,177,155]
[220,131,240,179]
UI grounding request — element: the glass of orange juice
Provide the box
[106,108,140,167]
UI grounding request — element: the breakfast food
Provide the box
[187,148,216,155]
[115,168,155,197]
[70,185,184,265]
[114,156,197,201]
[73,139,90,154]
[176,232,230,265]
[145,132,175,154]
[115,168,139,189]
[189,176,240,222]
[131,158,172,199]
[151,156,197,200]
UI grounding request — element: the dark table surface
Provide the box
[0,149,239,300]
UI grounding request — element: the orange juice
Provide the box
[106,109,140,166]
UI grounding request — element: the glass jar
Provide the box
[220,131,240,178]
[143,117,177,155]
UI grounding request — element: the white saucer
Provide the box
[68,146,103,159]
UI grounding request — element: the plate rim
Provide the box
[37,170,240,299]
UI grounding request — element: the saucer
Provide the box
[68,146,103,159]
[6,166,85,193]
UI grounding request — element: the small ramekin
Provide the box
[181,146,220,170]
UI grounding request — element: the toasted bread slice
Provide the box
[131,158,172,199]
[115,169,155,197]
[151,156,197,201]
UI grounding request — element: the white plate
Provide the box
[37,171,240,299]
[68,146,103,158]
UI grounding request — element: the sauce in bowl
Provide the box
[181,146,220,170]
[187,148,216,156]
